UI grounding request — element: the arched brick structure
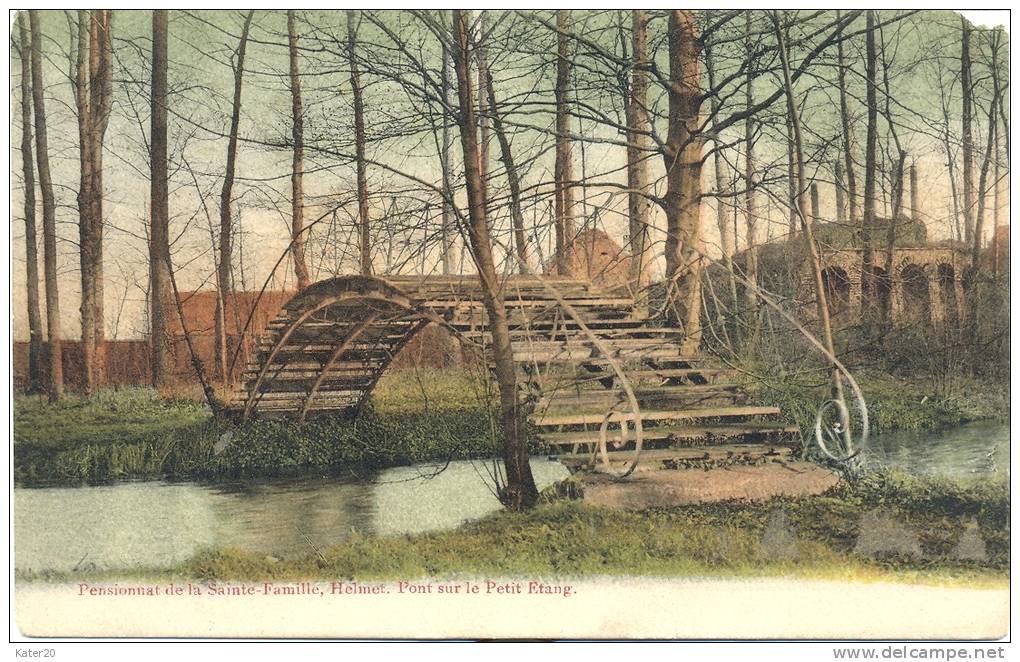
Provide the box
[802,247,969,327]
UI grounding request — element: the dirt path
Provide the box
[15,576,1007,639]
[580,461,841,507]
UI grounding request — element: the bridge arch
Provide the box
[236,276,473,421]
[899,262,931,326]
[228,274,638,421]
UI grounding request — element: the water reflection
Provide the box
[14,423,1007,574]
[860,423,1009,478]
[14,458,569,574]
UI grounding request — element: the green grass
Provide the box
[755,371,1008,434]
[12,370,522,486]
[14,388,211,449]
[16,471,1008,587]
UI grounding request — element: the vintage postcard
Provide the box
[8,7,1010,645]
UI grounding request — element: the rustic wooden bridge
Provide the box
[225,275,799,472]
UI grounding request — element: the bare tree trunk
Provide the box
[347,10,372,275]
[910,162,919,222]
[90,11,112,389]
[960,16,975,246]
[19,15,43,394]
[288,10,311,290]
[705,41,739,313]
[972,30,1003,271]
[835,159,847,224]
[476,11,490,201]
[75,11,94,394]
[742,12,759,326]
[861,10,878,322]
[627,10,651,306]
[440,15,454,276]
[485,74,530,274]
[991,130,999,279]
[882,149,906,330]
[810,182,821,223]
[781,15,797,242]
[785,113,798,239]
[940,86,964,243]
[30,11,63,401]
[74,11,94,391]
[452,10,538,510]
[215,10,253,387]
[74,10,113,395]
[972,60,1001,269]
[836,9,859,226]
[877,17,905,332]
[774,13,843,404]
[554,9,575,275]
[150,9,173,390]
[662,11,704,356]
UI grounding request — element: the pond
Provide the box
[859,422,1009,478]
[13,422,1008,574]
[14,459,569,575]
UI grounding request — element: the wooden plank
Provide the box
[532,405,783,428]
[523,367,741,387]
[554,444,796,465]
[536,386,746,409]
[538,423,799,446]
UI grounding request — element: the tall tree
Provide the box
[626,10,651,308]
[214,10,254,385]
[878,16,905,331]
[835,160,847,224]
[774,11,844,411]
[742,12,760,327]
[662,10,704,355]
[18,14,43,394]
[439,12,454,275]
[150,9,173,389]
[485,72,530,273]
[553,9,575,274]
[476,11,490,200]
[960,16,975,245]
[288,10,311,290]
[971,30,1003,270]
[29,10,63,401]
[835,9,859,226]
[860,10,879,321]
[704,40,738,311]
[347,10,372,275]
[74,10,114,394]
[451,9,539,510]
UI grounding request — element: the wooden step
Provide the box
[536,385,746,408]
[532,405,782,429]
[518,367,740,389]
[554,443,796,467]
[513,347,687,365]
[612,367,742,382]
[537,422,800,447]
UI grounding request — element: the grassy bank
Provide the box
[17,470,1008,586]
[13,370,523,487]
[14,368,1008,487]
[756,371,1009,435]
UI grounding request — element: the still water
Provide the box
[14,423,1008,574]
[858,422,1009,478]
[14,459,569,574]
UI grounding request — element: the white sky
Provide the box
[959,10,1010,33]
